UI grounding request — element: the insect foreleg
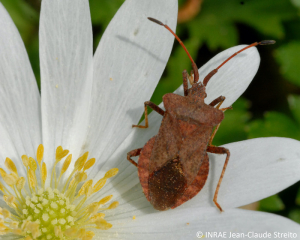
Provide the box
[209,96,225,107]
[206,146,230,212]
[208,123,221,146]
[127,148,142,167]
[208,96,233,146]
[132,101,165,128]
[208,106,231,146]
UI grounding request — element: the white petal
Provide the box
[40,0,93,164]
[200,45,260,108]
[86,0,178,167]
[99,208,300,240]
[0,4,41,167]
[183,137,300,209]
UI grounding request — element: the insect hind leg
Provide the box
[127,148,142,167]
[206,146,230,212]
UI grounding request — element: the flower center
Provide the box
[0,145,118,240]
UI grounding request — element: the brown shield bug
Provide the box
[127,17,275,211]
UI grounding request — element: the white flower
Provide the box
[0,0,299,239]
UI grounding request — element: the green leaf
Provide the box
[275,42,300,86]
[186,0,297,50]
[89,0,125,26]
[1,0,38,45]
[291,0,300,8]
[188,17,238,51]
[295,187,300,206]
[259,195,285,212]
[284,19,300,41]
[247,111,300,139]
[288,95,300,124]
[288,209,300,223]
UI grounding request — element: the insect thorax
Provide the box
[187,83,207,100]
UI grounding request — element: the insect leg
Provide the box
[183,70,189,96]
[220,106,233,111]
[207,97,225,146]
[183,70,196,95]
[208,123,221,146]
[206,146,230,212]
[209,96,225,107]
[127,148,142,167]
[132,101,165,128]
[208,97,232,145]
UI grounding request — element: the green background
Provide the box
[2,0,300,222]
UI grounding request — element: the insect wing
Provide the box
[149,113,182,174]
[149,112,212,186]
[178,124,212,185]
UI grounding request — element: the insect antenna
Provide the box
[202,40,276,86]
[148,17,200,83]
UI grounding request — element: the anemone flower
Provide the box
[0,0,300,239]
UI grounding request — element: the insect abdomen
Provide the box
[148,157,187,211]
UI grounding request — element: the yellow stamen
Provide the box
[104,168,118,178]
[16,177,25,192]
[21,155,29,168]
[56,146,69,162]
[0,182,5,193]
[95,219,112,230]
[29,157,37,171]
[3,195,17,209]
[3,173,17,186]
[86,202,101,215]
[28,169,36,189]
[84,231,95,240]
[36,144,44,166]
[99,195,113,205]
[75,152,89,171]
[0,145,119,240]
[108,201,119,209]
[61,154,72,175]
[83,158,95,171]
[92,178,107,194]
[0,208,11,218]
[5,158,18,176]
[41,162,47,186]
[90,213,105,222]
[56,146,63,158]
[78,179,93,197]
[0,168,7,179]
